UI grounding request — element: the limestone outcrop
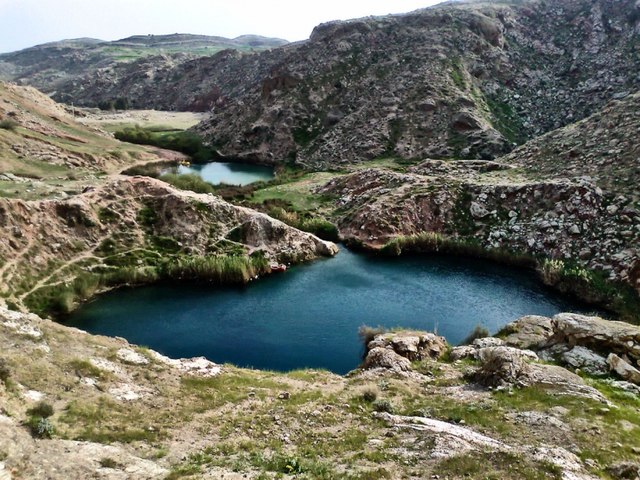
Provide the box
[501,313,640,384]
[362,330,448,372]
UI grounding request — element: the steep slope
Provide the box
[0,34,288,97]
[0,81,179,200]
[41,0,640,169]
[310,93,640,315]
[499,92,640,200]
[0,176,336,316]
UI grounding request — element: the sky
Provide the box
[0,0,441,53]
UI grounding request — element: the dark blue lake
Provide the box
[66,248,595,374]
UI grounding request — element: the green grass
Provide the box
[436,451,562,480]
[161,254,267,285]
[159,173,216,194]
[114,125,215,162]
[0,118,19,130]
[265,205,339,241]
[486,94,527,145]
[60,397,161,444]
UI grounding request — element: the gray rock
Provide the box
[607,353,640,384]
[363,347,412,372]
[561,346,608,375]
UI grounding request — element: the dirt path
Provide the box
[0,236,37,286]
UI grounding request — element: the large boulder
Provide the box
[501,313,640,375]
[552,313,640,362]
[367,331,448,362]
[473,346,608,402]
[362,330,448,372]
[501,315,555,349]
[561,346,608,375]
[607,354,640,384]
[363,347,412,372]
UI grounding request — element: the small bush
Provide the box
[99,457,121,469]
[160,173,216,194]
[460,324,490,345]
[372,399,394,414]
[358,325,386,353]
[137,206,158,227]
[0,358,10,384]
[29,417,54,438]
[27,402,54,419]
[0,118,19,130]
[361,388,378,403]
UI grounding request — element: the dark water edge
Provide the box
[65,248,600,374]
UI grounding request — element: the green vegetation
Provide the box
[539,258,640,323]
[0,358,10,385]
[25,402,55,438]
[97,97,130,111]
[0,118,19,130]
[24,272,101,317]
[436,451,562,480]
[159,173,216,194]
[486,94,526,145]
[60,397,160,444]
[114,125,215,162]
[163,254,268,285]
[450,59,467,90]
[265,205,339,241]
[460,324,490,345]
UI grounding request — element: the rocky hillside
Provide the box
[500,92,640,200]
[0,175,336,317]
[0,34,287,98]
[306,83,639,309]
[33,0,640,168]
[0,81,181,200]
[1,306,639,479]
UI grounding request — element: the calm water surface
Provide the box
[66,248,593,374]
[171,161,274,185]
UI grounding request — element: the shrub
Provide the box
[25,402,55,438]
[162,254,267,285]
[0,118,19,130]
[460,324,490,345]
[160,173,216,194]
[0,358,10,384]
[372,399,394,414]
[265,206,339,241]
[27,417,54,438]
[99,457,121,469]
[358,325,386,353]
[361,388,378,403]
[27,402,54,419]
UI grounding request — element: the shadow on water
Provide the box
[66,247,600,374]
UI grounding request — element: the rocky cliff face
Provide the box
[0,176,337,315]
[32,0,640,168]
[314,89,640,307]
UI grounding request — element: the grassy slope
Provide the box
[0,83,170,200]
[1,312,638,479]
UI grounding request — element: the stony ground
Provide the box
[1,307,639,480]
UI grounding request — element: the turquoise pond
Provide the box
[65,247,596,374]
[170,161,274,185]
